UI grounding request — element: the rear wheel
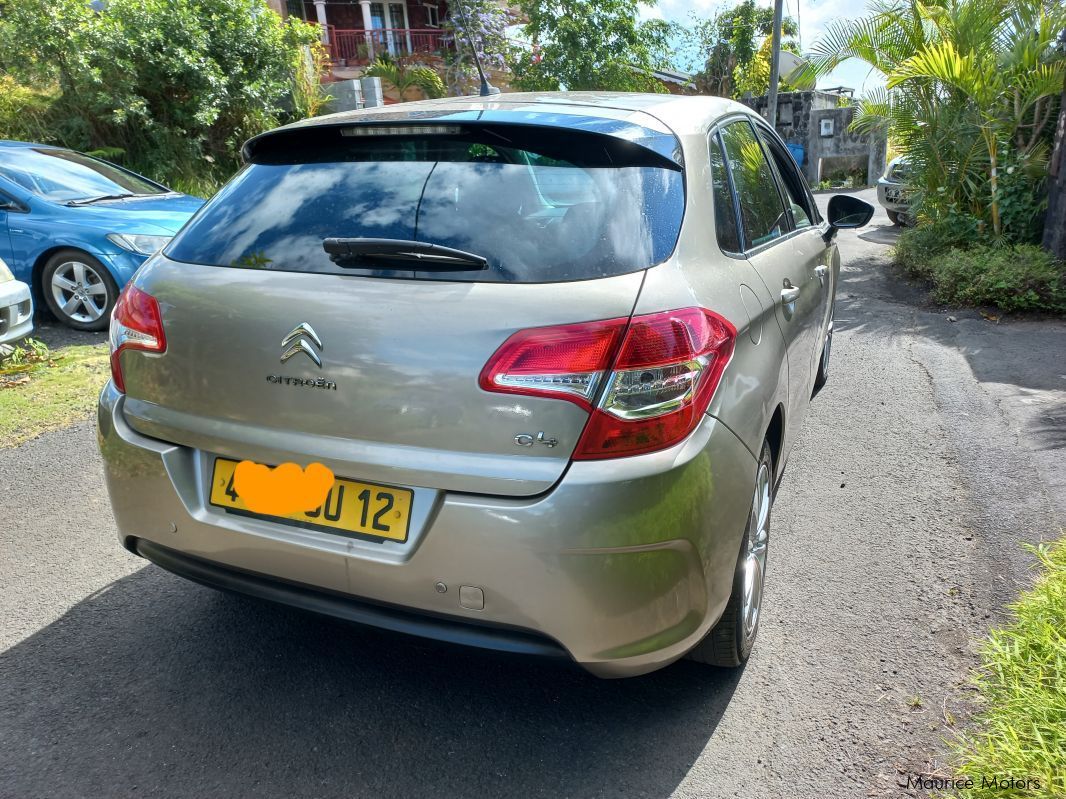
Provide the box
[812,316,833,397]
[687,441,772,667]
[41,250,118,331]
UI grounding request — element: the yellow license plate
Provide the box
[209,458,413,542]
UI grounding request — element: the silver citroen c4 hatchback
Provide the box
[98,93,872,677]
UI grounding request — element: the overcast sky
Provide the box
[642,0,887,94]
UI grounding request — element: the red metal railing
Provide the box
[328,28,447,64]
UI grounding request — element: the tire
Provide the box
[812,315,833,397]
[886,209,901,225]
[41,249,119,331]
[687,441,772,667]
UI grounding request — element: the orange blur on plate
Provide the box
[232,460,335,516]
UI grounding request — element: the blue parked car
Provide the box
[0,141,204,330]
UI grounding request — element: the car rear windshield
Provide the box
[165,126,685,283]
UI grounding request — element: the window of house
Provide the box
[709,134,741,253]
[719,120,789,250]
[425,4,440,27]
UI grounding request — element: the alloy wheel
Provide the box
[741,459,771,643]
[821,320,833,379]
[50,260,109,324]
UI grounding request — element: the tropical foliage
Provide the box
[809,0,1066,242]
[364,54,446,101]
[0,0,322,191]
[512,0,673,92]
[677,0,799,99]
[442,0,514,96]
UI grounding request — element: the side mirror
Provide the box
[0,197,26,213]
[824,194,875,242]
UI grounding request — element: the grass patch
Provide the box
[0,340,109,447]
[950,537,1066,797]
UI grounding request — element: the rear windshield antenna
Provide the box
[453,0,500,97]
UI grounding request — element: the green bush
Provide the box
[0,76,58,145]
[929,244,1066,314]
[0,0,322,190]
[894,218,979,278]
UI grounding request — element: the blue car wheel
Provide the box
[41,249,119,332]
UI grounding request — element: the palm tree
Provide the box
[364,54,446,101]
[807,0,1066,237]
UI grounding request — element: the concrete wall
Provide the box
[808,106,887,186]
[322,77,386,113]
[741,90,887,185]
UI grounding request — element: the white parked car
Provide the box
[0,256,34,347]
[876,156,913,226]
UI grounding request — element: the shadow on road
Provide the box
[0,567,741,798]
[856,225,901,246]
[832,224,1066,454]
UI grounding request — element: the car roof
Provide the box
[273,92,753,139]
[0,140,58,150]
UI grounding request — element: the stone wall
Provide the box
[741,90,887,185]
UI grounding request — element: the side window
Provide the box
[709,134,741,252]
[719,120,788,249]
[755,127,815,229]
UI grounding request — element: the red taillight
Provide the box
[478,318,629,410]
[480,308,736,459]
[109,285,166,393]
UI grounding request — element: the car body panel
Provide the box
[119,255,645,497]
[0,278,33,345]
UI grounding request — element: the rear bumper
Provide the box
[0,280,33,346]
[98,381,756,678]
[135,539,569,657]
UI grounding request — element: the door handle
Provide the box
[781,285,801,303]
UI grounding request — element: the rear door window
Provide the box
[709,134,741,253]
[166,129,685,283]
[719,120,789,250]
[754,126,817,229]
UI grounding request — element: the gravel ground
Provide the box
[1,189,1063,799]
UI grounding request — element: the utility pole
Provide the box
[767,0,784,128]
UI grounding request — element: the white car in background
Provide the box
[0,256,34,347]
[876,156,913,226]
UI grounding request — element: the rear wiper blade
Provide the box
[323,238,488,270]
[65,193,136,206]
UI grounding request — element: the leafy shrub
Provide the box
[930,244,1066,314]
[0,0,322,189]
[894,218,979,278]
[0,76,57,144]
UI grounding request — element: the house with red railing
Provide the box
[278,0,450,66]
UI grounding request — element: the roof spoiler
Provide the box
[242,118,683,172]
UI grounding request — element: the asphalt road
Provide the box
[2,189,1064,799]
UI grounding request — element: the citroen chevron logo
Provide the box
[280,322,323,367]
